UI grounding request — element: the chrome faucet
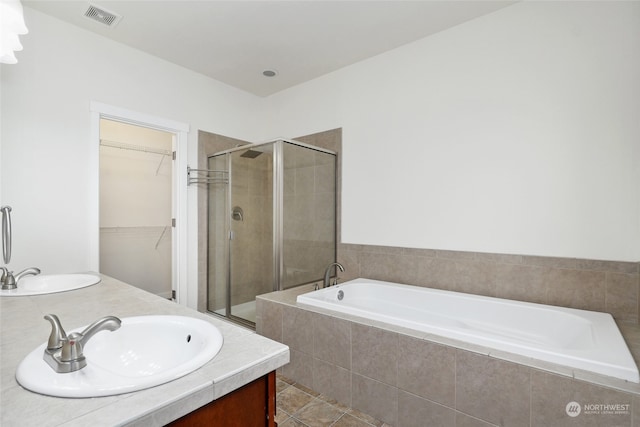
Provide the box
[43,314,122,373]
[1,267,41,290]
[0,206,41,290]
[323,262,344,288]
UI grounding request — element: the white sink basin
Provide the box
[16,315,224,397]
[0,273,101,296]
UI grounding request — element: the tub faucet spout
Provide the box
[323,262,344,288]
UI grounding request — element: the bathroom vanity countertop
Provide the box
[0,274,289,426]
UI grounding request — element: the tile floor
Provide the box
[276,375,393,427]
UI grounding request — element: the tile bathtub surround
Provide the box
[338,243,640,324]
[256,291,640,427]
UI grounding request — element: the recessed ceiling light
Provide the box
[262,69,278,77]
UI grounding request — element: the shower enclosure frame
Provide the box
[207,138,337,328]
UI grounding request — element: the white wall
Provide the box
[266,1,640,262]
[0,7,266,280]
[1,0,638,306]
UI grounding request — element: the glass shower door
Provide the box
[228,144,274,324]
[207,139,336,328]
[281,142,336,289]
[207,153,229,318]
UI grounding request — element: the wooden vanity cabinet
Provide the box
[167,371,277,427]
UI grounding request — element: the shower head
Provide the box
[240,149,263,159]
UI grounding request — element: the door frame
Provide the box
[90,101,189,306]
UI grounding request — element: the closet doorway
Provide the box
[99,119,174,299]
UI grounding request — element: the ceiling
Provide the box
[24,1,516,97]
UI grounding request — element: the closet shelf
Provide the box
[100,139,172,157]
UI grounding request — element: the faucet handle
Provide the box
[44,314,67,351]
[60,332,85,364]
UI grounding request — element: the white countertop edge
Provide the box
[212,348,290,400]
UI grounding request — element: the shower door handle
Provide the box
[229,231,235,240]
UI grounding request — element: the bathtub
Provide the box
[296,278,639,383]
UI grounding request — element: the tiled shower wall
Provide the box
[337,244,640,324]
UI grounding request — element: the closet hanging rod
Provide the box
[100,139,172,157]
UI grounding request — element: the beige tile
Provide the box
[276,411,292,424]
[577,259,639,274]
[257,299,283,342]
[523,255,577,269]
[475,252,523,265]
[337,247,361,281]
[332,413,377,427]
[456,350,531,426]
[397,335,455,406]
[277,378,292,394]
[352,323,398,386]
[398,390,455,427]
[418,257,457,290]
[278,385,316,415]
[606,273,639,323]
[283,305,315,353]
[359,251,422,286]
[283,348,314,389]
[451,260,495,297]
[436,250,477,261]
[313,358,352,407]
[318,394,351,413]
[293,399,345,427]
[346,407,385,426]
[455,412,498,427]
[280,417,310,427]
[493,263,548,304]
[546,268,606,312]
[633,394,640,427]
[313,312,351,369]
[402,247,438,258]
[292,382,321,398]
[531,370,632,427]
[351,374,397,427]
[278,374,296,385]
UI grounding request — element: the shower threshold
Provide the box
[213,300,256,324]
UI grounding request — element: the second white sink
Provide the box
[0,273,101,296]
[16,315,224,397]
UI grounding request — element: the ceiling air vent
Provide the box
[84,4,122,27]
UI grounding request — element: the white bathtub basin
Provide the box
[297,278,640,383]
[16,315,224,397]
[0,273,101,296]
